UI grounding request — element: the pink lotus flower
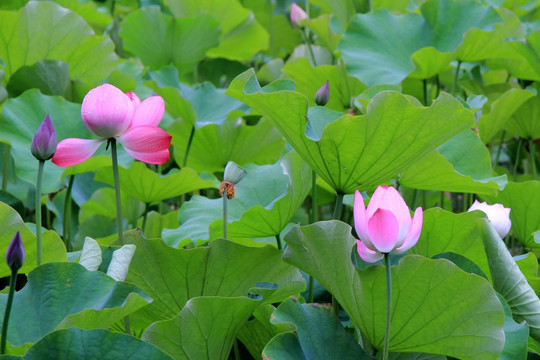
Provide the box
[468,200,511,238]
[52,84,172,166]
[290,3,308,28]
[354,186,423,263]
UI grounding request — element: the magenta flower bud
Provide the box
[354,186,423,263]
[31,115,57,161]
[468,200,511,238]
[290,3,308,28]
[315,81,330,106]
[6,232,25,272]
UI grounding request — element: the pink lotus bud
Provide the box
[354,186,423,263]
[290,3,308,28]
[6,232,25,272]
[315,81,330,106]
[31,115,57,161]
[468,200,511,238]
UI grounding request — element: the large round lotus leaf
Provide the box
[24,328,172,360]
[0,1,116,88]
[0,262,151,347]
[337,0,501,85]
[124,230,304,330]
[143,296,263,360]
[283,221,505,359]
[119,6,220,75]
[400,130,507,194]
[505,91,540,140]
[166,0,269,61]
[226,69,474,194]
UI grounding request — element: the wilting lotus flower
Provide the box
[6,232,25,272]
[290,3,308,28]
[468,200,511,238]
[354,186,423,263]
[52,84,172,166]
[31,115,57,161]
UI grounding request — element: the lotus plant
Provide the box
[52,84,172,247]
[30,115,57,266]
[354,185,423,360]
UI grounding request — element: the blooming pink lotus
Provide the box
[52,84,172,166]
[354,186,423,263]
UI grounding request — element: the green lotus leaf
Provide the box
[24,328,172,360]
[283,221,505,359]
[226,69,474,194]
[0,262,151,347]
[0,1,116,91]
[401,130,507,194]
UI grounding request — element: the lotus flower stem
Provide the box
[276,234,282,250]
[382,253,392,360]
[301,30,317,67]
[142,202,149,234]
[310,171,317,223]
[183,126,195,168]
[332,192,344,220]
[422,79,428,106]
[513,138,524,181]
[494,130,505,168]
[35,160,44,266]
[62,175,75,252]
[110,139,124,246]
[452,60,462,95]
[223,194,228,240]
[2,144,8,191]
[440,191,445,209]
[529,138,537,179]
[1,269,17,354]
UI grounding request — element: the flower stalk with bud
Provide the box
[1,232,25,354]
[31,115,57,265]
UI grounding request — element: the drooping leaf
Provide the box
[119,6,220,75]
[143,296,263,360]
[6,60,70,98]
[498,294,529,360]
[401,130,507,194]
[504,90,540,140]
[0,1,116,89]
[263,297,369,360]
[283,221,505,359]
[226,69,475,193]
[481,217,540,341]
[24,328,172,360]
[515,252,540,295]
[124,230,305,330]
[0,201,66,277]
[0,262,151,347]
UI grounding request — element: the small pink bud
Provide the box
[315,81,330,106]
[31,115,57,161]
[290,3,308,28]
[6,232,25,272]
